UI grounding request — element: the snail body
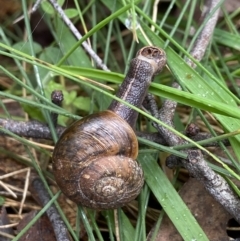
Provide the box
[52,46,167,209]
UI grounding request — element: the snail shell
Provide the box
[52,110,144,209]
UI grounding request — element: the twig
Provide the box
[151,0,160,32]
[167,152,240,223]
[157,83,182,145]
[114,209,120,241]
[14,0,109,71]
[51,90,64,127]
[47,0,109,71]
[13,0,42,24]
[146,0,240,223]
[0,181,17,199]
[29,175,72,241]
[0,117,230,149]
[185,123,200,137]
[0,90,64,139]
[18,168,31,217]
[186,150,240,224]
[0,118,65,139]
[186,0,221,67]
[136,131,167,146]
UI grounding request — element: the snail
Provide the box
[52,46,167,209]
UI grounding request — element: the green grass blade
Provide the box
[61,66,240,119]
[214,28,240,51]
[118,209,135,241]
[139,154,209,241]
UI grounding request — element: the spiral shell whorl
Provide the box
[52,110,144,209]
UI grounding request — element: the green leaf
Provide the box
[73,96,93,112]
[65,91,77,105]
[12,41,42,56]
[61,66,123,83]
[0,196,5,206]
[41,0,65,15]
[22,104,45,122]
[150,83,240,119]
[58,0,65,7]
[41,0,55,15]
[139,154,209,241]
[40,46,63,64]
[54,18,92,68]
[64,8,79,19]
[39,46,63,82]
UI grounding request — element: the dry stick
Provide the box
[29,175,72,241]
[47,0,109,71]
[187,150,240,218]
[186,0,221,68]
[18,168,31,217]
[15,0,109,71]
[51,90,64,127]
[0,118,230,149]
[0,86,230,147]
[0,119,65,139]
[0,90,65,139]
[140,97,230,147]
[137,130,230,147]
[114,209,120,241]
[148,0,240,223]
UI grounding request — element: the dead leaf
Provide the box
[148,178,232,241]
[17,211,56,241]
[0,206,14,241]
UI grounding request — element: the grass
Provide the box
[0,0,240,240]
